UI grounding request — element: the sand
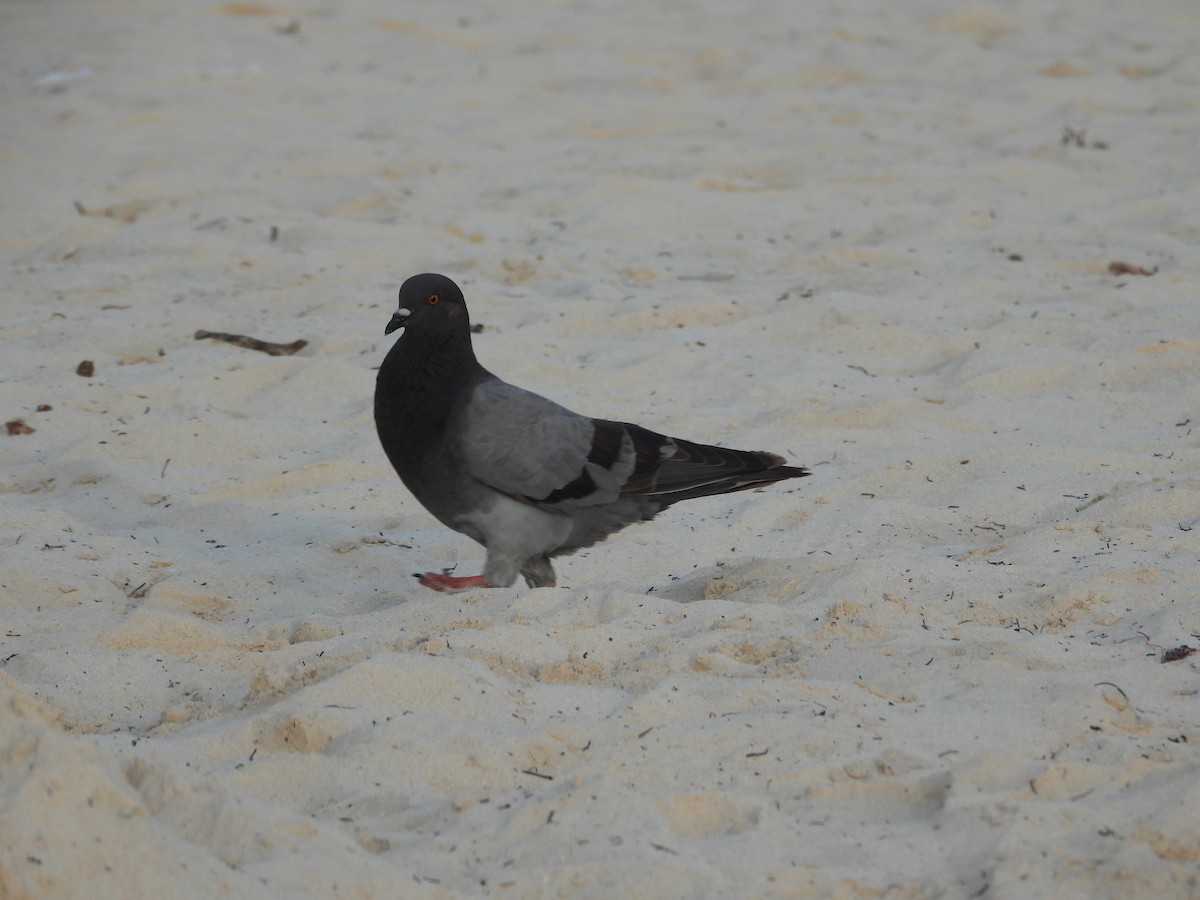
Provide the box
[2,0,1199,897]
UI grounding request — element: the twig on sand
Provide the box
[194,330,308,356]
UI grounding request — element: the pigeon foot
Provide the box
[415,571,491,592]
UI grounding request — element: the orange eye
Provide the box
[428,294,440,305]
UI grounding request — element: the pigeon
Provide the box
[374,273,809,591]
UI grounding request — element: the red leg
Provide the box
[415,571,491,592]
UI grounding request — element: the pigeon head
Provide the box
[385,273,470,335]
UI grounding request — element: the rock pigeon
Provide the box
[374,273,809,591]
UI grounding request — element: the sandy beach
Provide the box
[3,0,1199,896]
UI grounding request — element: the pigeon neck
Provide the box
[375,326,488,472]
[390,327,485,392]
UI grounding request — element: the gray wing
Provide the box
[460,378,805,512]
[461,379,669,508]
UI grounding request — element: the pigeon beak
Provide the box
[385,308,411,335]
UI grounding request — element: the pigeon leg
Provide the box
[519,555,557,589]
[415,571,491,592]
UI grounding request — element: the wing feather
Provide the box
[461,380,637,506]
[460,379,807,512]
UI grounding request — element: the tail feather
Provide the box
[636,437,809,506]
[652,466,809,505]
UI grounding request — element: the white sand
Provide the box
[3,0,1199,896]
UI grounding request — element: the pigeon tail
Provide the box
[637,439,810,506]
[650,463,810,505]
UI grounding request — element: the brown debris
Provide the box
[1108,261,1157,277]
[6,419,35,436]
[1161,646,1196,664]
[194,330,308,356]
[76,360,95,377]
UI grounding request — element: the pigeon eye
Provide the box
[428,294,440,305]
